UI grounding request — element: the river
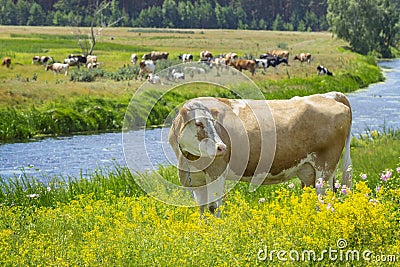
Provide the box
[0,60,399,180]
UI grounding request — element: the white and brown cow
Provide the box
[138,60,155,80]
[294,53,312,64]
[130,54,138,65]
[142,51,169,61]
[1,57,11,68]
[199,50,213,61]
[32,56,53,65]
[227,59,257,75]
[168,92,352,216]
[45,63,69,75]
[269,49,290,60]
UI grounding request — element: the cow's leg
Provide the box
[205,174,225,218]
[296,162,316,189]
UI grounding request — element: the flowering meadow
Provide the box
[0,133,399,266]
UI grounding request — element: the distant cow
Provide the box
[224,52,238,63]
[65,54,87,69]
[147,73,162,84]
[32,56,53,65]
[200,50,213,61]
[86,55,97,63]
[138,60,155,80]
[184,66,206,78]
[172,69,185,81]
[87,62,100,69]
[1,57,11,68]
[317,65,333,76]
[269,49,290,61]
[179,54,194,63]
[45,63,69,76]
[130,54,138,65]
[142,51,169,61]
[256,55,289,72]
[227,59,257,75]
[294,53,312,64]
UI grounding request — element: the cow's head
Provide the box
[177,101,227,158]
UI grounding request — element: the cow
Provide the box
[209,57,227,72]
[184,66,206,78]
[87,62,100,69]
[1,57,11,68]
[199,50,213,61]
[130,54,138,65]
[86,55,97,64]
[138,60,155,80]
[224,52,238,63]
[294,53,312,64]
[317,65,333,76]
[65,54,87,69]
[32,56,53,65]
[257,55,289,73]
[269,49,290,61]
[227,59,257,75]
[147,73,162,84]
[45,63,69,75]
[168,92,352,217]
[142,51,169,61]
[179,54,194,63]
[171,69,185,80]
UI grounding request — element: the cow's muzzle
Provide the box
[215,142,227,156]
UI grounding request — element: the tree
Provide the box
[327,0,399,57]
[27,3,46,26]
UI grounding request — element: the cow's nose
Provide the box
[216,143,227,156]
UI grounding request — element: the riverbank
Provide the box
[0,27,384,142]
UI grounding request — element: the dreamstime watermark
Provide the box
[257,239,399,263]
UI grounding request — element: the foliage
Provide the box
[0,140,399,265]
[0,0,330,31]
[327,0,400,57]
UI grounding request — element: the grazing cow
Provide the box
[172,69,185,80]
[138,60,155,80]
[224,52,238,63]
[317,65,333,76]
[1,57,11,68]
[199,50,213,61]
[209,57,227,72]
[65,54,87,69]
[142,51,169,61]
[184,66,206,78]
[45,63,69,75]
[179,54,194,63]
[147,73,162,84]
[227,59,257,75]
[294,53,312,64]
[168,92,352,216]
[32,56,53,65]
[256,56,289,72]
[87,62,100,69]
[130,54,138,65]
[269,49,290,61]
[86,55,97,64]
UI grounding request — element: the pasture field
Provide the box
[0,26,383,141]
[0,132,399,266]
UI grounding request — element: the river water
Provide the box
[1,60,399,180]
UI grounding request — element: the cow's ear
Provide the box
[210,108,219,121]
[179,107,189,121]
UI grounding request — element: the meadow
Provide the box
[0,26,399,266]
[0,26,383,141]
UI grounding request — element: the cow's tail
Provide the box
[342,124,352,188]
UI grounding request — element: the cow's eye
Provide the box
[195,120,203,127]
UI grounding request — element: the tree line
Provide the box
[0,0,328,31]
[1,0,399,57]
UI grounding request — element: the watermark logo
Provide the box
[257,238,398,263]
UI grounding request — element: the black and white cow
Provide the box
[179,54,194,63]
[317,65,333,76]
